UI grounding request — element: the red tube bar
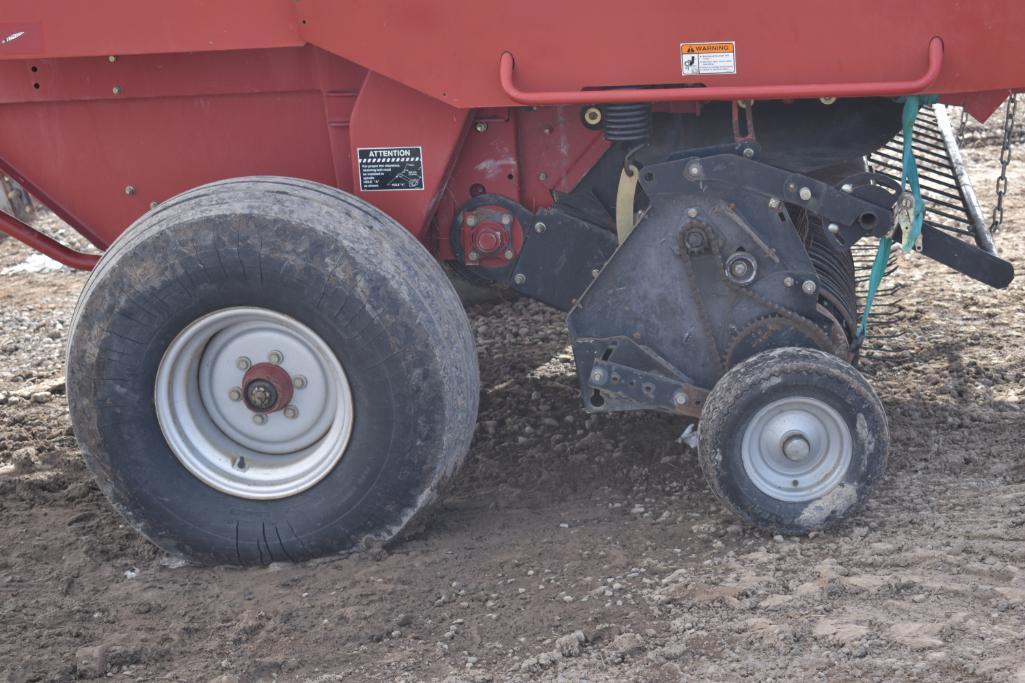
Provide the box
[0,210,101,270]
[500,36,944,106]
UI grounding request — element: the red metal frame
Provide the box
[1,2,1025,269]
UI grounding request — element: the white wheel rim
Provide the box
[740,395,852,502]
[155,307,354,500]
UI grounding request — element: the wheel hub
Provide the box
[741,396,852,502]
[155,307,354,500]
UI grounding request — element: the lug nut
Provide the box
[283,405,299,419]
[236,357,252,371]
[228,388,242,402]
[252,414,267,425]
[802,280,818,295]
[293,375,307,389]
[268,350,284,364]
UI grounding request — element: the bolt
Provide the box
[283,405,299,419]
[293,375,307,389]
[819,96,837,105]
[802,280,818,295]
[742,147,755,159]
[782,435,811,462]
[534,221,547,234]
[228,388,242,402]
[252,414,267,426]
[465,214,478,227]
[687,162,702,178]
[236,357,252,371]
[841,183,854,194]
[112,85,122,95]
[687,207,699,219]
[684,229,706,251]
[828,223,840,235]
[591,268,600,278]
[503,249,514,260]
[787,182,797,192]
[538,172,548,181]
[108,55,118,63]
[590,368,608,385]
[513,273,526,285]
[268,350,284,365]
[783,275,796,288]
[501,213,513,226]
[583,107,602,125]
[672,390,689,406]
[799,187,813,201]
[731,260,750,278]
[124,185,136,196]
[543,126,553,134]
[467,251,480,261]
[474,121,488,133]
[768,197,782,210]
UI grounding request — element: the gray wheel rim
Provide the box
[155,307,354,500]
[740,395,852,502]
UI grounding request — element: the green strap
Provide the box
[857,94,938,339]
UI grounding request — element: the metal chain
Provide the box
[957,108,969,145]
[991,94,1017,234]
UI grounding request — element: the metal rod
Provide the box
[0,210,100,270]
[933,103,998,254]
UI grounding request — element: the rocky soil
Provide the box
[1,125,1024,682]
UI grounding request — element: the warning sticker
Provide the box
[680,41,736,76]
[357,146,425,192]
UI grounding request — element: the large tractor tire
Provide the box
[67,177,480,565]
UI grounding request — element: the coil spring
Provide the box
[601,103,652,143]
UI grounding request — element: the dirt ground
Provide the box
[1,121,1024,682]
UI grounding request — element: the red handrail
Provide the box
[0,210,100,270]
[500,37,944,105]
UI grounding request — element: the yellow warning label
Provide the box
[681,43,735,55]
[680,40,736,76]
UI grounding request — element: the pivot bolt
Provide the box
[534,222,547,234]
[782,435,811,462]
[802,280,818,295]
[293,375,307,389]
[513,273,526,285]
[252,414,267,426]
[799,187,813,201]
[236,356,252,371]
[474,121,488,133]
[268,350,284,365]
[827,223,840,235]
[228,388,242,401]
[590,368,608,386]
[283,405,299,419]
[672,390,689,406]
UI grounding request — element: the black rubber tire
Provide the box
[66,177,480,565]
[697,347,888,535]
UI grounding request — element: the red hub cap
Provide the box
[241,362,294,413]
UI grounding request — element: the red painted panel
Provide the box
[0,92,337,247]
[348,73,469,241]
